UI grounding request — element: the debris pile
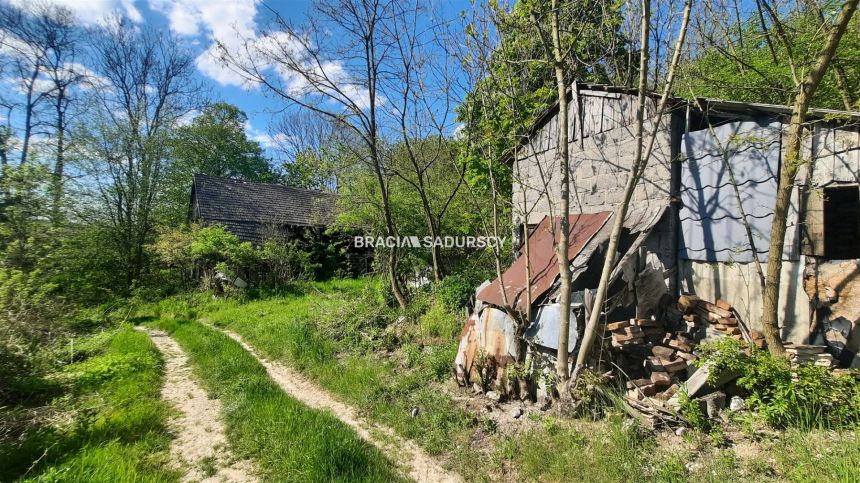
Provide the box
[607,294,756,411]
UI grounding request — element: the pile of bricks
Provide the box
[676,295,764,345]
[607,321,697,403]
[607,294,752,403]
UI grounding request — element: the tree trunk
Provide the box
[761,0,857,358]
[20,68,39,166]
[576,0,692,370]
[418,192,443,282]
[549,0,573,380]
[51,90,65,225]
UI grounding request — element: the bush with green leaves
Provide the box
[152,224,258,288]
[433,247,501,311]
[695,338,860,429]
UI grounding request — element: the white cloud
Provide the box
[175,108,199,127]
[3,0,142,25]
[148,0,257,39]
[244,120,286,150]
[148,0,260,86]
[2,61,110,96]
[195,42,251,88]
[147,0,375,110]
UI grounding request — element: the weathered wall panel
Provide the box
[679,258,811,344]
[513,89,672,227]
[679,118,801,263]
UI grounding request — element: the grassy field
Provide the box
[142,278,860,482]
[0,326,177,482]
[150,317,404,482]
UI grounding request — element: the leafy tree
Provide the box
[80,19,201,291]
[680,6,860,109]
[457,0,629,199]
[171,103,274,180]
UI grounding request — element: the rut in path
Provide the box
[138,327,257,483]
[208,324,462,483]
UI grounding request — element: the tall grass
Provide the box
[0,326,177,482]
[169,279,474,457]
[151,318,403,482]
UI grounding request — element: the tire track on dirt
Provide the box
[207,323,461,483]
[138,327,257,483]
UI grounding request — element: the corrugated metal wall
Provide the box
[679,118,800,263]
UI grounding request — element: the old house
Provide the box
[455,83,860,391]
[189,174,337,244]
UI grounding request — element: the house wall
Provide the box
[512,85,859,347]
[680,259,810,344]
[681,122,859,345]
[512,91,674,226]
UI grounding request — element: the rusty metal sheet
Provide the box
[477,212,612,311]
[454,308,518,388]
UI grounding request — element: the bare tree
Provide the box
[273,110,341,192]
[383,0,465,283]
[84,18,200,288]
[215,0,410,307]
[39,6,85,223]
[0,5,51,166]
[528,0,576,380]
[0,3,88,220]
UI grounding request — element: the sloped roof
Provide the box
[476,212,612,311]
[191,174,337,231]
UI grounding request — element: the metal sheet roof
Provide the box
[476,212,612,311]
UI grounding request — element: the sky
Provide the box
[1,0,472,163]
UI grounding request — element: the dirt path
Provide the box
[210,324,462,483]
[139,328,257,483]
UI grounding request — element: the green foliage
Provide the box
[696,339,860,429]
[418,302,460,340]
[496,414,673,481]
[433,248,499,310]
[152,224,354,291]
[0,326,176,481]
[64,351,159,388]
[458,0,628,198]
[678,386,711,432]
[162,102,276,223]
[189,225,258,270]
[334,137,482,281]
[0,165,57,271]
[679,12,860,109]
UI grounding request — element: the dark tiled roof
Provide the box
[191,174,336,242]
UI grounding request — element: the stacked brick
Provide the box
[607,294,752,403]
[784,343,837,369]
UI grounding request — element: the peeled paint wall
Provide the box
[804,259,860,365]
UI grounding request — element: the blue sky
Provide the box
[1,0,470,163]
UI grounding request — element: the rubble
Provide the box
[606,294,757,423]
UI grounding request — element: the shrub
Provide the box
[695,339,860,429]
[418,302,460,340]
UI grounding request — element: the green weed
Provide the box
[0,326,176,482]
